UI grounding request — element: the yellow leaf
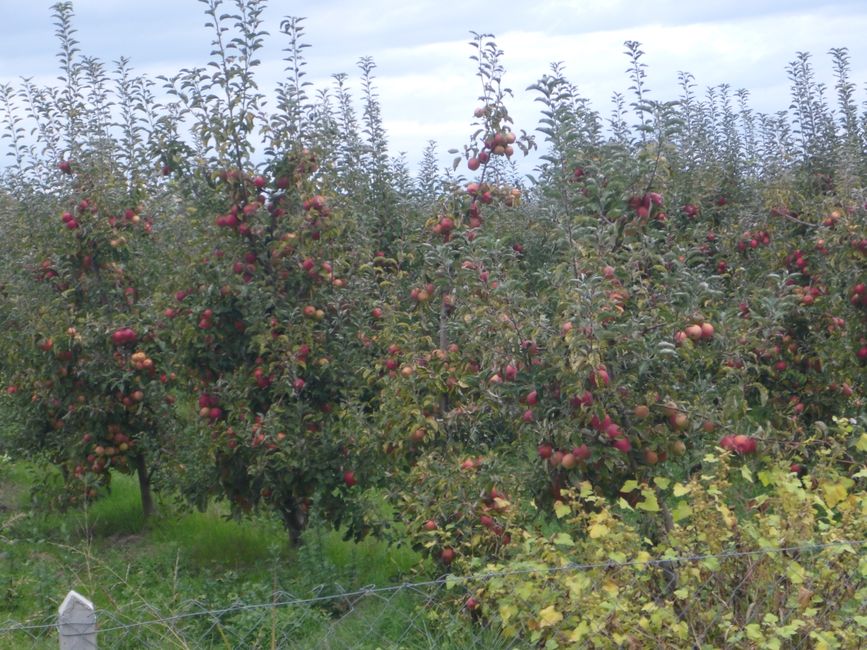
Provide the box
[602,580,619,597]
[856,433,867,452]
[500,603,518,624]
[568,622,590,643]
[554,500,571,519]
[538,605,563,628]
[822,481,849,508]
[741,465,753,483]
[621,480,639,493]
[786,561,806,585]
[672,483,690,497]
[672,501,692,522]
[653,477,671,490]
[637,488,660,512]
[589,522,609,539]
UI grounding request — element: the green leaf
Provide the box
[553,532,574,547]
[745,623,763,641]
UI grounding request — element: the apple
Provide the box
[572,444,591,461]
[560,452,576,469]
[467,157,480,171]
[343,471,357,487]
[613,438,631,453]
[669,412,688,431]
[537,442,553,459]
[423,519,437,531]
[526,390,539,406]
[633,404,650,418]
[700,323,715,339]
[685,324,703,341]
[440,547,455,564]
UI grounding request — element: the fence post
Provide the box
[58,590,96,649]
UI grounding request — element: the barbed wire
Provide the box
[2,537,863,638]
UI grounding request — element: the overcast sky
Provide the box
[2,1,867,175]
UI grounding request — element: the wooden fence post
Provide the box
[58,590,96,649]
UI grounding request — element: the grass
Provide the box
[0,459,491,649]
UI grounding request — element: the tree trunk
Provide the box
[281,498,307,546]
[134,454,156,518]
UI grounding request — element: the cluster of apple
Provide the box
[114,387,145,410]
[820,209,842,228]
[466,117,516,171]
[718,434,758,454]
[849,283,866,308]
[302,304,325,320]
[537,441,593,467]
[229,250,256,284]
[298,257,343,287]
[111,327,138,347]
[251,364,273,390]
[851,236,867,256]
[784,248,811,276]
[675,321,715,345]
[214,199,267,237]
[130,351,154,373]
[592,412,632,453]
[271,148,318,190]
[477,487,512,545]
[459,456,486,471]
[792,284,823,306]
[35,259,59,283]
[431,214,456,240]
[198,392,223,422]
[627,192,665,220]
[107,208,148,231]
[737,229,771,252]
[60,210,80,230]
[681,203,700,219]
[410,283,435,303]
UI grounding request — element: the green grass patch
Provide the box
[0,460,439,649]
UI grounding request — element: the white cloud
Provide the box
[1,1,866,175]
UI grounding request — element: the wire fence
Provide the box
[2,539,865,649]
